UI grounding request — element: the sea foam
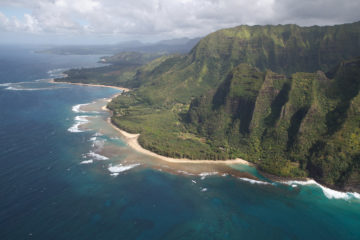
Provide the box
[90,137,106,150]
[282,180,360,200]
[67,116,90,133]
[199,172,218,180]
[48,68,66,78]
[5,86,61,91]
[87,151,109,161]
[68,122,84,133]
[108,163,140,176]
[177,170,195,176]
[80,160,93,164]
[239,177,270,185]
[72,104,88,113]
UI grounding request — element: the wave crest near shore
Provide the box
[87,151,109,161]
[282,180,360,200]
[239,178,270,185]
[108,163,141,176]
[68,115,90,133]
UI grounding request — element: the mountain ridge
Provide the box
[58,21,360,191]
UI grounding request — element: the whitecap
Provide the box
[87,151,109,161]
[80,160,93,164]
[282,180,360,200]
[5,86,67,91]
[74,116,90,122]
[67,115,90,133]
[201,188,208,192]
[48,68,67,78]
[68,122,84,133]
[239,177,270,185]
[177,170,195,176]
[72,104,88,113]
[199,172,218,180]
[0,81,30,87]
[108,163,140,175]
[91,138,106,150]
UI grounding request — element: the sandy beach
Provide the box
[106,116,252,165]
[50,79,131,92]
[102,100,252,166]
[56,80,360,196]
[55,79,252,166]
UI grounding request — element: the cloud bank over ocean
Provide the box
[0,0,359,44]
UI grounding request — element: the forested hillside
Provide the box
[60,21,360,190]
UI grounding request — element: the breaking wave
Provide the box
[199,172,218,180]
[72,104,89,113]
[1,81,68,91]
[87,151,109,161]
[67,116,90,133]
[108,163,141,176]
[80,160,93,164]
[89,136,106,151]
[282,180,360,200]
[48,68,67,78]
[239,177,270,185]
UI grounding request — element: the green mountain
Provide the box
[130,21,360,106]
[62,21,360,191]
[186,58,360,190]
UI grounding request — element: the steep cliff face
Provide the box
[306,58,360,190]
[134,22,360,106]
[108,22,360,190]
[186,58,360,190]
[190,22,360,75]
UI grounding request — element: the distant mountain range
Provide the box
[39,37,201,55]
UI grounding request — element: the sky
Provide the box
[0,0,359,45]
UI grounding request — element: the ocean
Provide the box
[0,45,359,240]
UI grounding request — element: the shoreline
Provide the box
[106,117,253,165]
[50,79,131,92]
[57,80,360,196]
[53,79,251,165]
[104,99,360,195]
[104,104,360,196]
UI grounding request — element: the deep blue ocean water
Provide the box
[0,46,359,240]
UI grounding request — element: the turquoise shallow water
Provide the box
[0,46,359,240]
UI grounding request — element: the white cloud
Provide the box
[0,0,359,42]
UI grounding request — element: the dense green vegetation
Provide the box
[101,52,164,65]
[186,59,360,187]
[56,52,175,87]
[60,22,360,190]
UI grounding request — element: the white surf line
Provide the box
[238,177,271,185]
[108,163,141,176]
[68,115,91,133]
[281,179,360,200]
